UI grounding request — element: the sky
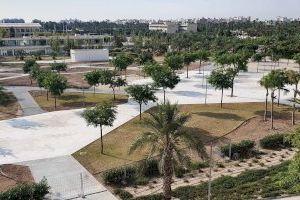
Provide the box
[1,0,300,22]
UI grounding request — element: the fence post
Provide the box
[80,172,85,198]
[229,142,232,160]
[208,142,213,200]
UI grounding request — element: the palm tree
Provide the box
[129,102,207,200]
[259,75,272,121]
[286,70,300,125]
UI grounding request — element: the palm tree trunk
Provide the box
[277,89,280,106]
[271,91,274,129]
[46,91,49,101]
[100,125,103,154]
[264,90,268,121]
[162,146,173,200]
[230,81,234,97]
[163,89,166,104]
[221,88,224,108]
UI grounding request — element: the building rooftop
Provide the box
[0,23,42,28]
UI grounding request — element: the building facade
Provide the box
[149,22,197,33]
[0,35,113,56]
[0,23,41,37]
[70,49,109,62]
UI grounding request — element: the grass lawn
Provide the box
[0,92,20,120]
[30,90,128,111]
[73,102,298,177]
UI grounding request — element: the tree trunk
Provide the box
[186,65,189,78]
[54,96,57,110]
[257,62,259,73]
[199,60,202,74]
[221,88,224,108]
[271,91,274,129]
[164,89,166,104]
[264,90,268,121]
[139,103,142,120]
[292,84,298,125]
[30,78,32,86]
[94,86,96,96]
[230,81,234,97]
[125,69,127,80]
[277,89,280,106]
[162,143,173,200]
[112,88,116,100]
[100,125,104,154]
[46,91,49,101]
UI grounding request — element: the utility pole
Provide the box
[208,142,213,200]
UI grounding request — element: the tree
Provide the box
[151,66,180,104]
[29,63,41,85]
[112,54,133,79]
[125,84,157,120]
[164,54,184,71]
[36,70,52,100]
[81,103,117,154]
[137,51,154,65]
[252,53,264,73]
[50,37,60,56]
[208,68,232,108]
[84,70,101,95]
[294,53,300,73]
[259,75,272,121]
[183,52,197,78]
[196,50,210,74]
[50,62,67,73]
[44,73,67,109]
[23,59,37,85]
[273,69,288,106]
[109,77,127,100]
[129,102,207,200]
[0,86,8,104]
[286,70,300,125]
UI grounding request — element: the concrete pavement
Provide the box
[0,69,296,165]
[21,156,117,200]
[5,86,46,116]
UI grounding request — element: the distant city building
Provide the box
[0,23,42,37]
[149,22,197,33]
[70,49,109,62]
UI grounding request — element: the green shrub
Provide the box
[139,159,160,177]
[0,178,49,200]
[260,134,291,150]
[220,140,255,159]
[175,167,189,178]
[135,177,149,186]
[114,188,133,200]
[103,166,137,186]
[189,161,209,170]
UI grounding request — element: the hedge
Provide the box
[103,165,137,186]
[0,178,49,200]
[220,140,255,159]
[260,134,292,150]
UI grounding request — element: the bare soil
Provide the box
[0,164,34,192]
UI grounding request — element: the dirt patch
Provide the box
[226,116,294,143]
[0,92,21,120]
[0,164,34,192]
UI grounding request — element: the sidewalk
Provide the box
[21,156,117,200]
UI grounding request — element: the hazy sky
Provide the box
[1,0,299,22]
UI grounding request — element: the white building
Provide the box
[149,22,197,33]
[0,23,41,37]
[149,22,179,33]
[70,49,109,62]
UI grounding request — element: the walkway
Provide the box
[21,156,117,200]
[5,86,46,116]
[0,70,295,165]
